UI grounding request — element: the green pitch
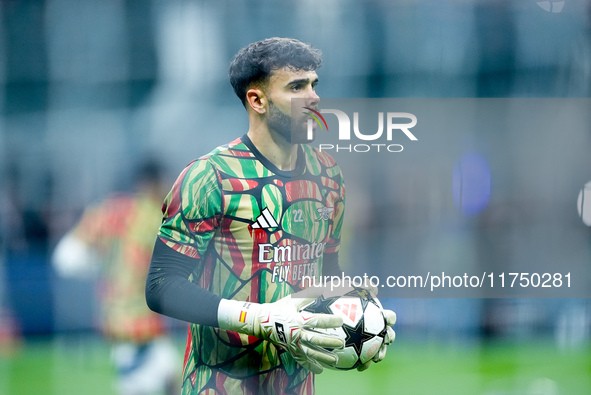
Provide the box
[317,339,591,394]
[1,335,590,394]
[0,335,116,395]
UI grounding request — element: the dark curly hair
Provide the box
[229,37,322,107]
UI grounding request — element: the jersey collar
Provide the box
[241,134,306,178]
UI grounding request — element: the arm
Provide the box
[145,237,221,327]
[52,231,100,278]
[52,200,116,278]
[145,159,223,326]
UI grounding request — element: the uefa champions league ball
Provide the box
[302,287,388,370]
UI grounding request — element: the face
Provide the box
[263,67,320,144]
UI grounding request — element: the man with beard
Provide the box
[145,37,396,395]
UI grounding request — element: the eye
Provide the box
[291,84,302,92]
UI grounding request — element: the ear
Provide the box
[246,88,267,115]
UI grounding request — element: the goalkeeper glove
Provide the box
[357,308,396,371]
[218,295,344,374]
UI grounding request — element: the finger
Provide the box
[384,326,396,345]
[357,360,371,372]
[383,309,396,326]
[301,344,338,367]
[301,330,344,349]
[372,344,387,362]
[303,312,343,329]
[295,356,324,374]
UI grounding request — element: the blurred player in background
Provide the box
[53,159,180,395]
[145,37,396,395]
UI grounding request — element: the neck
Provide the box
[247,126,298,171]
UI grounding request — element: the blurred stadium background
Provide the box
[1,0,591,394]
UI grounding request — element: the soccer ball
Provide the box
[302,287,387,370]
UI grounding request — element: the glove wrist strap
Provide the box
[217,299,261,336]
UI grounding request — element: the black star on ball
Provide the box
[342,315,374,356]
[303,296,338,315]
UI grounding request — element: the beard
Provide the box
[267,99,309,144]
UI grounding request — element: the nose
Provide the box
[306,87,319,108]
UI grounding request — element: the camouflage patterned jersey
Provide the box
[157,135,345,395]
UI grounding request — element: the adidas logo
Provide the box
[251,207,279,229]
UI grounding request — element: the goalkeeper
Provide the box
[146,37,396,395]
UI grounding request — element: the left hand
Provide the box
[357,308,396,371]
